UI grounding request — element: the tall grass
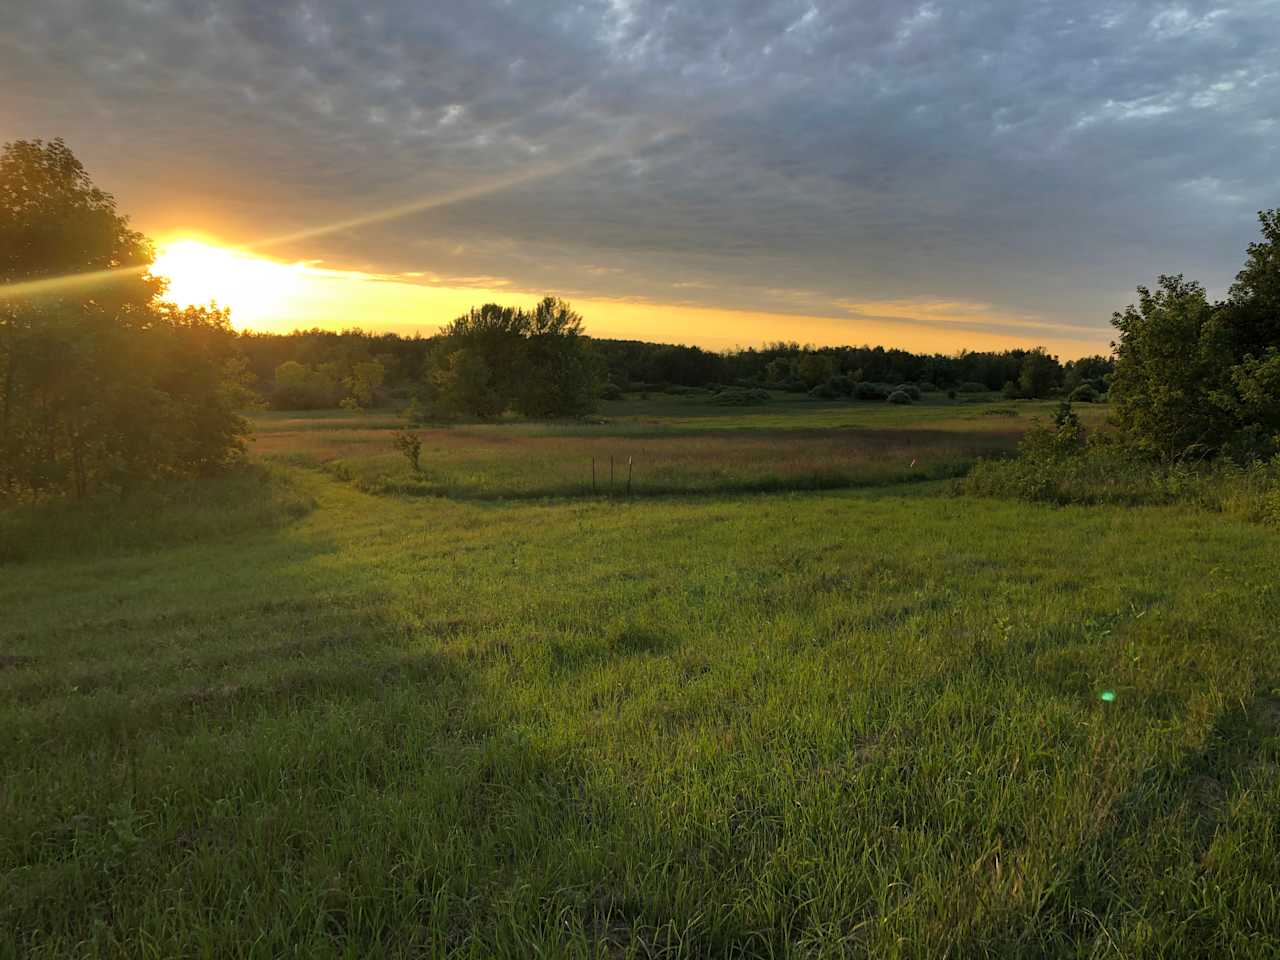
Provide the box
[958,442,1280,525]
[0,463,314,564]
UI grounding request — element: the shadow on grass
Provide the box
[0,477,767,958]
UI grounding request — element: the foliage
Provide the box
[272,360,344,410]
[1017,348,1059,399]
[0,139,249,500]
[514,298,603,417]
[894,383,922,400]
[853,381,890,401]
[430,346,504,418]
[959,400,1278,524]
[706,387,770,405]
[344,359,385,410]
[1111,213,1280,462]
[1109,275,1233,460]
[1069,384,1100,403]
[886,389,913,404]
[1063,354,1113,395]
[390,429,422,473]
[429,297,601,418]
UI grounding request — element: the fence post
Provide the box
[610,456,615,496]
[592,457,596,494]
[627,457,633,497]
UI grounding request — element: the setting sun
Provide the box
[152,239,305,326]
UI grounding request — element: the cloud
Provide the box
[2,0,1277,352]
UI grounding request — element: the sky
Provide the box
[2,0,1278,357]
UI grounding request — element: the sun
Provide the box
[151,238,305,327]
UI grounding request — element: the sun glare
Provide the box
[152,239,305,326]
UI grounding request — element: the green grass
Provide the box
[5,396,1280,957]
[252,394,1082,501]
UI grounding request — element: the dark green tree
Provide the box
[431,347,504,418]
[1109,275,1232,460]
[513,297,602,417]
[1017,348,1060,399]
[0,138,247,499]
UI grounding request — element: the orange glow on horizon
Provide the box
[145,236,1110,357]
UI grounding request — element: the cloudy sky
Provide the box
[3,0,1277,355]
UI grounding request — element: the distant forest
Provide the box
[237,325,1112,412]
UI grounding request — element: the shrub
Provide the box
[894,384,922,400]
[853,382,890,401]
[808,380,841,400]
[887,389,913,404]
[1069,384,1100,403]
[958,382,989,393]
[391,430,423,473]
[709,387,770,406]
[599,381,623,401]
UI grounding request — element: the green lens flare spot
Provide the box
[1099,690,1116,702]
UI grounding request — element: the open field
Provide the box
[251,394,1096,500]
[5,395,1279,957]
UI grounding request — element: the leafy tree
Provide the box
[796,352,835,388]
[1110,212,1280,461]
[431,347,503,418]
[431,297,600,418]
[344,359,385,410]
[0,138,247,500]
[1109,275,1232,460]
[1223,209,1280,359]
[513,297,602,417]
[1063,354,1113,395]
[271,360,343,410]
[1017,348,1059,399]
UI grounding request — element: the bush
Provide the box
[599,381,623,401]
[894,384,922,400]
[956,403,1280,525]
[853,382,890,401]
[808,380,841,400]
[391,430,423,473]
[709,387,770,405]
[887,389,913,404]
[1069,384,1100,403]
[958,382,989,393]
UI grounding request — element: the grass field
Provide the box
[5,394,1280,957]
[251,394,1089,500]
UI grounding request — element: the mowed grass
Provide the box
[252,394,1078,500]
[4,434,1280,956]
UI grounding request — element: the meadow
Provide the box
[251,394,1078,500]
[4,393,1279,958]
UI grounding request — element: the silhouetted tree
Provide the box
[0,138,247,500]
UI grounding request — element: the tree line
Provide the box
[235,329,1111,413]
